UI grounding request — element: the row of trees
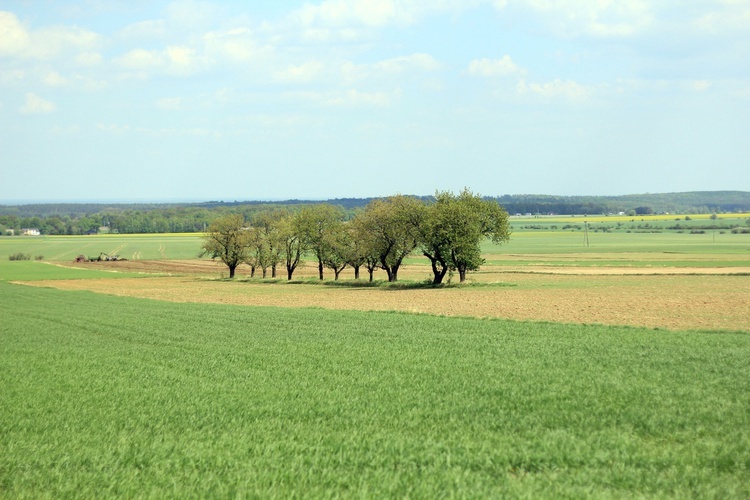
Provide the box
[201,190,511,284]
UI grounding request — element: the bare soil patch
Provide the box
[59,259,750,279]
[62,259,228,275]
[23,269,750,332]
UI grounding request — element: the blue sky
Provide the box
[1,0,749,202]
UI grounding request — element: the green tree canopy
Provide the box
[295,204,346,280]
[422,189,511,284]
[274,213,305,280]
[200,214,251,278]
[355,195,425,282]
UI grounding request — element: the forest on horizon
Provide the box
[1,191,748,236]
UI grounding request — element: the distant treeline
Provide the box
[492,191,750,215]
[1,191,748,235]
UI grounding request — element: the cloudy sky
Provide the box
[1,1,749,202]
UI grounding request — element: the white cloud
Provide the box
[299,27,364,43]
[338,53,442,86]
[29,25,101,59]
[0,69,25,85]
[156,97,183,110]
[0,11,101,59]
[467,56,526,77]
[689,80,711,92]
[20,92,56,114]
[119,19,167,40]
[375,53,441,73]
[43,71,68,87]
[165,0,221,29]
[114,49,165,70]
[165,45,202,75]
[516,78,589,99]
[290,0,481,28]
[75,51,103,67]
[40,69,107,91]
[693,2,750,34]
[292,0,405,28]
[0,11,31,56]
[203,28,269,63]
[274,60,325,83]
[496,0,654,38]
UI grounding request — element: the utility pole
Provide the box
[584,220,590,247]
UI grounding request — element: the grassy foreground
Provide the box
[1,282,748,497]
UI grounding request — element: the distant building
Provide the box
[21,228,41,236]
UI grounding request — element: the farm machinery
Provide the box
[74,253,128,263]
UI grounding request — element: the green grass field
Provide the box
[0,261,152,282]
[0,233,203,262]
[2,278,749,497]
[2,231,749,496]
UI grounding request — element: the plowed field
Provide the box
[23,260,750,332]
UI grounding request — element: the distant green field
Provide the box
[488,230,750,256]
[0,234,204,261]
[4,230,749,272]
[0,260,150,281]
[1,280,748,497]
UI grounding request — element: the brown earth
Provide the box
[23,260,750,332]
[61,259,750,278]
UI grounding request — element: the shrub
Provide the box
[35,255,44,261]
[9,253,31,261]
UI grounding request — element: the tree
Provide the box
[252,210,285,278]
[200,214,251,278]
[275,214,305,280]
[421,189,511,284]
[321,222,351,280]
[244,226,265,277]
[420,199,452,285]
[357,195,425,282]
[295,204,345,280]
[348,212,380,281]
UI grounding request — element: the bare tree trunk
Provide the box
[318,259,324,280]
[262,267,267,278]
[228,265,236,278]
[250,265,256,278]
[271,265,276,278]
[432,264,447,285]
[383,267,393,282]
[353,265,360,280]
[368,268,374,282]
[425,252,447,285]
[458,267,467,282]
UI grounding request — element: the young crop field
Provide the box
[1,280,749,497]
[0,233,203,262]
[2,228,749,496]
